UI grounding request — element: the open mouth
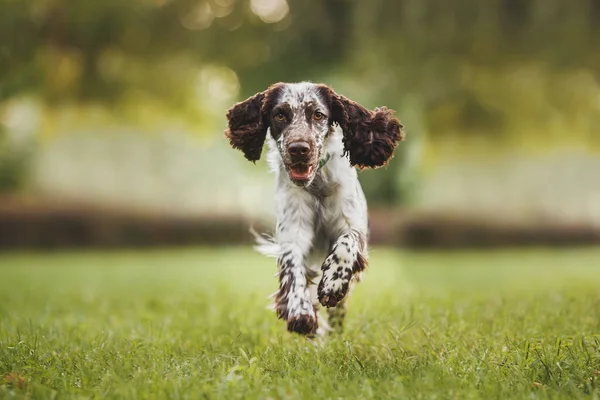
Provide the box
[289,164,314,182]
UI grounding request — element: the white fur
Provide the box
[259,126,368,333]
[237,82,372,335]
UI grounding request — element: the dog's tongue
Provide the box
[290,165,313,180]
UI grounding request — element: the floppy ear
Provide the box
[225,83,283,162]
[319,86,405,169]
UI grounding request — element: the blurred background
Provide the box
[1,0,599,250]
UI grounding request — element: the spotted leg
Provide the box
[318,231,367,308]
[272,188,319,335]
[327,298,348,332]
[274,248,318,334]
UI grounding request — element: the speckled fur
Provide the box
[225,82,404,335]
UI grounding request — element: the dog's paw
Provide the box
[283,291,318,335]
[318,239,357,308]
[318,261,352,308]
[318,275,350,307]
[287,313,318,335]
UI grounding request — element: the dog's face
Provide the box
[269,84,331,185]
[225,82,404,187]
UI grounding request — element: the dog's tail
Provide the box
[250,227,280,258]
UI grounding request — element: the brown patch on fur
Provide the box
[274,268,292,320]
[317,278,349,308]
[317,85,405,169]
[224,83,284,162]
[352,252,368,273]
[287,314,318,335]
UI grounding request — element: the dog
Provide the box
[225,82,404,335]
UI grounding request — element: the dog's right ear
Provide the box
[225,83,283,163]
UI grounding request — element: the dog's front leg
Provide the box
[318,230,367,308]
[275,247,318,334]
[273,192,318,335]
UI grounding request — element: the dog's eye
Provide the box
[313,111,325,121]
[274,112,286,121]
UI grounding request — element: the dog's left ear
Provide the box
[317,85,405,169]
[225,83,283,162]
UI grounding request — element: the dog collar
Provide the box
[318,153,332,171]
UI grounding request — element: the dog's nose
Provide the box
[287,141,310,158]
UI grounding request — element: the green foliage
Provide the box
[1,0,599,201]
[1,0,598,129]
[0,127,34,192]
[0,0,350,104]
[1,247,600,399]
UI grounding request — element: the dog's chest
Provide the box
[306,174,345,247]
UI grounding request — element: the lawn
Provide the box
[1,247,600,399]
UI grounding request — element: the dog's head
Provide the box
[225,82,404,187]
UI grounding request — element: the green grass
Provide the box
[1,247,600,399]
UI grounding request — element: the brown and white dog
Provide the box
[225,82,404,335]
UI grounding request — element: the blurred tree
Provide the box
[0,0,598,202]
[1,0,597,124]
[0,124,34,192]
